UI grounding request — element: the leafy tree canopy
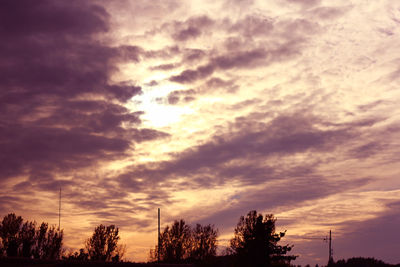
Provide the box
[85,224,122,262]
[153,219,218,264]
[0,213,63,259]
[229,210,297,267]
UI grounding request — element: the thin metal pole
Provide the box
[158,208,160,263]
[329,230,332,263]
[59,187,61,232]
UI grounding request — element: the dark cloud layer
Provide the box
[0,1,166,186]
[196,176,370,235]
[169,15,214,41]
[167,89,196,104]
[168,16,315,85]
[118,113,361,191]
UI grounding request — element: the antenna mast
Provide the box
[158,208,161,263]
[328,230,333,264]
[58,187,61,232]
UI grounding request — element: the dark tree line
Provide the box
[151,211,297,266]
[0,214,124,262]
[0,213,63,259]
[1,210,297,266]
[328,257,400,267]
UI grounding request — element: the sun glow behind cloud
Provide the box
[131,83,193,128]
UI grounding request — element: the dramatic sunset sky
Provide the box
[1,0,400,265]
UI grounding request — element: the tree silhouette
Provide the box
[190,223,218,262]
[229,210,297,267]
[153,219,219,264]
[157,219,192,263]
[0,213,63,259]
[33,222,63,260]
[19,221,36,258]
[85,224,120,261]
[0,213,23,257]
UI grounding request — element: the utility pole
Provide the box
[58,187,61,232]
[298,230,333,266]
[328,230,333,264]
[158,208,160,263]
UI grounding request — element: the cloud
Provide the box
[308,6,351,20]
[0,124,129,181]
[349,141,386,159]
[167,89,196,105]
[222,0,256,11]
[149,63,180,71]
[196,177,370,234]
[168,16,317,84]
[117,113,358,191]
[116,45,144,62]
[228,15,274,37]
[182,48,207,62]
[283,0,321,8]
[0,0,109,37]
[170,15,214,41]
[145,80,159,86]
[0,1,166,186]
[173,26,202,41]
[169,46,297,83]
[170,64,215,83]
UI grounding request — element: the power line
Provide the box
[296,230,333,264]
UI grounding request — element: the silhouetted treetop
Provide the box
[229,210,296,267]
[85,224,122,262]
[152,219,218,264]
[0,213,63,259]
[0,213,23,257]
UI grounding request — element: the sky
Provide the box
[1,0,400,265]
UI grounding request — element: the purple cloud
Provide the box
[0,1,167,186]
[167,89,196,104]
[174,26,202,41]
[169,48,273,83]
[117,113,361,191]
[284,0,321,8]
[170,15,214,41]
[229,15,274,37]
[170,64,215,83]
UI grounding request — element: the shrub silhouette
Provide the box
[330,257,396,267]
